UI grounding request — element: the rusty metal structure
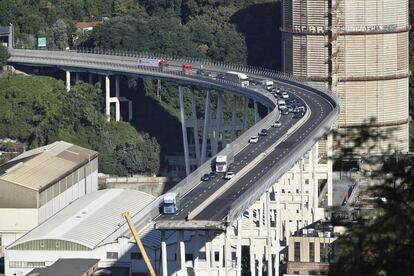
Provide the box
[282,0,410,154]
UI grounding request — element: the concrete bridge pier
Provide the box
[179,86,191,176]
[191,89,201,166]
[231,95,237,143]
[65,70,71,92]
[201,91,211,165]
[161,231,168,276]
[103,75,133,122]
[243,97,249,131]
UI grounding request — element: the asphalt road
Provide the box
[156,84,333,221]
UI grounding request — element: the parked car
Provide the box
[223,171,234,180]
[249,136,259,143]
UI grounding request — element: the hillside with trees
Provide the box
[0,74,160,176]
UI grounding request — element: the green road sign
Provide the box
[38,37,46,47]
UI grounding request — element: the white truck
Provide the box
[162,192,180,214]
[261,80,274,91]
[224,71,249,87]
[215,155,228,173]
[137,58,169,69]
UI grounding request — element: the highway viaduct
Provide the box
[7,46,340,276]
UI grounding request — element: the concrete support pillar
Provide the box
[65,70,71,92]
[243,97,248,131]
[179,231,186,274]
[225,227,231,275]
[258,253,263,276]
[128,101,133,121]
[265,193,273,276]
[75,72,80,83]
[191,89,201,166]
[161,231,168,276]
[206,231,212,273]
[313,142,319,219]
[8,24,13,49]
[254,101,258,124]
[213,93,223,156]
[250,241,256,276]
[231,95,237,142]
[327,132,333,206]
[299,158,305,228]
[236,220,242,276]
[179,86,191,176]
[88,73,93,84]
[201,91,211,164]
[193,231,199,270]
[105,75,110,122]
[115,76,121,122]
[275,181,281,276]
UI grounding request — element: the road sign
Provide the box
[38,37,46,47]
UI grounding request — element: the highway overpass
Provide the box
[8,48,340,231]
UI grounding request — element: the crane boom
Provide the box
[122,212,156,276]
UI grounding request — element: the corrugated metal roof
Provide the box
[1,141,97,191]
[10,189,155,249]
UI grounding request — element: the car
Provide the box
[294,106,306,114]
[293,111,305,119]
[250,79,259,86]
[259,129,268,136]
[281,108,289,115]
[209,171,218,178]
[201,173,210,181]
[287,105,294,113]
[216,73,225,80]
[249,136,259,143]
[272,121,282,128]
[282,92,289,99]
[223,171,234,180]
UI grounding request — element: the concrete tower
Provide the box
[282,0,409,154]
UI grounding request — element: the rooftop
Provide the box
[293,220,336,238]
[0,141,97,191]
[8,189,155,250]
[26,258,99,276]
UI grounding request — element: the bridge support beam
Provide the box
[231,95,237,143]
[161,231,168,276]
[243,97,248,131]
[75,72,80,84]
[236,220,242,276]
[179,86,191,176]
[88,73,93,84]
[254,101,258,124]
[327,133,333,206]
[201,91,211,164]
[191,89,201,166]
[178,231,186,275]
[105,75,110,122]
[114,76,121,122]
[65,70,71,92]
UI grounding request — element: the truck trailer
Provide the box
[137,58,169,70]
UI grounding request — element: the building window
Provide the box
[185,254,193,261]
[199,251,206,261]
[107,252,118,259]
[305,179,309,184]
[320,243,328,263]
[294,242,301,261]
[131,252,142,260]
[293,271,299,274]
[214,251,220,262]
[328,243,335,263]
[309,242,315,262]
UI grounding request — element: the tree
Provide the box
[0,45,10,69]
[51,19,68,49]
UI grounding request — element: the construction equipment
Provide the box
[122,212,156,276]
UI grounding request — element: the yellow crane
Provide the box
[122,212,156,276]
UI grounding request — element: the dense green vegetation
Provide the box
[330,155,414,275]
[0,74,160,176]
[0,45,9,68]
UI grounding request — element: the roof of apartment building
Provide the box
[0,141,97,191]
[8,189,156,250]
